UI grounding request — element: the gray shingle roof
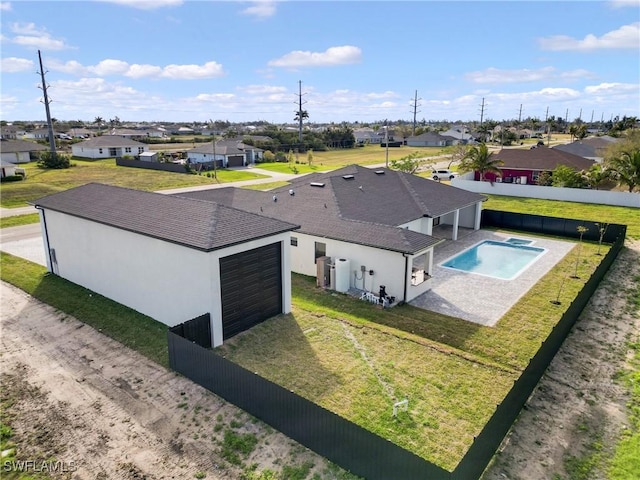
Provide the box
[33,183,299,252]
[493,146,595,170]
[0,139,48,153]
[175,166,483,254]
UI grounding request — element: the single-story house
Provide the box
[440,126,476,144]
[186,140,264,168]
[479,146,596,184]
[1,125,20,140]
[33,183,299,347]
[24,128,52,140]
[354,128,383,145]
[175,165,486,304]
[0,139,47,163]
[71,136,149,159]
[552,136,618,163]
[406,132,449,147]
[67,128,95,139]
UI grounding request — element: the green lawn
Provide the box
[484,195,640,240]
[0,158,267,208]
[217,237,608,471]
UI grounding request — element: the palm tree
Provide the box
[582,164,611,190]
[608,149,640,192]
[458,143,503,181]
[294,110,309,122]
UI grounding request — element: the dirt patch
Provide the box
[0,283,349,479]
[482,240,640,480]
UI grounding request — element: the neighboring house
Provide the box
[33,183,299,347]
[71,136,149,159]
[176,165,486,304]
[480,146,596,184]
[406,132,449,147]
[552,136,618,163]
[186,140,264,167]
[0,161,26,178]
[67,128,94,139]
[440,126,476,144]
[0,139,47,163]
[0,125,19,140]
[354,128,383,145]
[24,128,53,140]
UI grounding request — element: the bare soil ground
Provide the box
[482,240,640,480]
[0,283,345,480]
[1,242,637,480]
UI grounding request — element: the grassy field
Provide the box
[484,195,640,239]
[0,159,267,208]
[217,237,608,471]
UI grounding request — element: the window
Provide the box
[291,237,298,247]
[138,147,144,154]
[125,147,132,153]
[98,148,103,154]
[433,217,441,226]
[109,148,117,156]
[314,242,326,263]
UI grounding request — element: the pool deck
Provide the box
[409,228,576,326]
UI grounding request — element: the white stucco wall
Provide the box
[188,152,225,164]
[71,144,148,159]
[290,232,411,301]
[1,151,31,163]
[40,209,292,347]
[452,174,640,208]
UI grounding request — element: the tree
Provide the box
[390,151,424,174]
[582,164,611,190]
[458,143,503,181]
[536,171,553,186]
[607,149,640,192]
[294,110,309,122]
[307,149,314,166]
[448,144,469,169]
[551,165,587,188]
[38,151,71,169]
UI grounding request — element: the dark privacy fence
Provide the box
[116,157,186,173]
[168,211,627,480]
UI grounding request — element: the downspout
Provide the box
[402,253,409,305]
[36,206,54,273]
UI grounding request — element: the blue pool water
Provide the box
[441,240,546,280]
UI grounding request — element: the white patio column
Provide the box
[474,202,482,230]
[452,209,460,241]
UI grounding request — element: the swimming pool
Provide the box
[441,240,546,280]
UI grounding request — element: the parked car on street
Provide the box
[431,169,459,181]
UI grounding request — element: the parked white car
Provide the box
[431,169,459,181]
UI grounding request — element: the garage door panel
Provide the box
[220,242,282,340]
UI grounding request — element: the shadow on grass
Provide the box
[1,252,169,367]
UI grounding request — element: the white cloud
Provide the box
[161,61,224,79]
[45,58,225,80]
[195,93,237,102]
[609,0,640,7]
[584,82,638,95]
[268,46,362,67]
[538,22,640,51]
[0,2,12,11]
[466,67,595,84]
[239,84,288,95]
[0,57,34,73]
[240,1,277,19]
[8,23,70,51]
[96,0,183,10]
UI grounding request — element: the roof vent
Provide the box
[272,195,277,202]
[289,189,295,196]
[310,182,325,188]
[375,170,385,175]
[342,174,355,180]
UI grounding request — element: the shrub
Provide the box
[37,151,71,169]
[1,175,24,183]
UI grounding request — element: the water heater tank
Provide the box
[334,258,351,293]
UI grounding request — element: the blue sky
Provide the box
[1,0,639,125]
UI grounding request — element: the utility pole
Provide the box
[37,50,56,157]
[410,90,421,136]
[518,104,523,123]
[479,97,486,141]
[384,119,389,168]
[295,80,307,143]
[590,110,594,123]
[578,108,582,122]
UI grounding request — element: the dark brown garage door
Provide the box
[226,155,244,167]
[220,242,282,340]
